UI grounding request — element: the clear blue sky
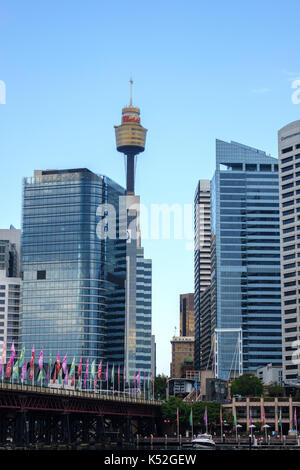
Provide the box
[0,0,300,375]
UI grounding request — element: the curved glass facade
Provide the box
[211,141,282,379]
[20,169,126,366]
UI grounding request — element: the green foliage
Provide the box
[161,398,222,429]
[230,374,263,397]
[154,375,167,400]
[267,382,284,397]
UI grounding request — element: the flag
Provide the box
[77,357,82,377]
[63,369,69,386]
[47,353,52,385]
[11,342,15,362]
[220,407,223,425]
[278,407,282,426]
[204,407,208,426]
[58,368,63,384]
[176,408,179,427]
[62,353,67,375]
[294,408,297,428]
[97,361,102,380]
[90,360,95,389]
[56,352,61,374]
[194,378,197,391]
[12,360,19,380]
[19,345,25,368]
[21,361,27,382]
[37,369,43,385]
[38,349,43,371]
[6,358,12,378]
[29,345,35,381]
[69,357,76,378]
[105,363,108,382]
[0,361,2,379]
[83,359,88,388]
[262,407,265,426]
[189,408,193,427]
[111,364,114,384]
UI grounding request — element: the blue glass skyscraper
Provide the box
[20,168,126,366]
[211,140,282,380]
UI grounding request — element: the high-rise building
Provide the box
[115,81,152,378]
[170,336,194,378]
[0,227,21,362]
[194,180,211,370]
[211,140,282,380]
[199,285,212,370]
[180,293,194,337]
[278,120,300,384]
[20,169,126,366]
[151,335,156,378]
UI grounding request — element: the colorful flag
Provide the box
[77,357,82,378]
[194,378,197,391]
[204,407,208,426]
[278,407,282,426]
[21,361,27,382]
[189,408,193,427]
[111,364,114,384]
[83,358,88,388]
[63,369,69,386]
[58,368,63,385]
[56,352,61,374]
[69,357,76,378]
[105,363,108,382]
[11,342,15,362]
[47,353,52,385]
[62,353,67,375]
[19,345,25,368]
[38,349,43,371]
[97,361,102,380]
[12,360,19,380]
[0,361,3,379]
[220,407,223,424]
[90,360,95,389]
[37,369,43,385]
[6,358,12,378]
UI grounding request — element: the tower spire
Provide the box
[130,78,133,107]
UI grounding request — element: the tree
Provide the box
[161,397,190,425]
[267,382,284,397]
[230,374,263,397]
[154,374,167,400]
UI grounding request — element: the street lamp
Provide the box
[263,424,270,444]
[249,424,256,442]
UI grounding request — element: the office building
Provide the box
[211,140,282,380]
[180,293,194,337]
[199,285,212,369]
[278,120,300,383]
[0,227,21,362]
[20,169,126,366]
[194,180,211,370]
[170,335,194,378]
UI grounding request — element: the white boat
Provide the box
[191,433,216,449]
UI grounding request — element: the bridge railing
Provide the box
[0,381,162,406]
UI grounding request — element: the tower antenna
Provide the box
[130,78,133,107]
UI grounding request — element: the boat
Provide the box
[191,433,216,449]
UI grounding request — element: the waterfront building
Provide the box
[278,120,300,384]
[194,180,211,370]
[211,140,282,380]
[20,168,126,366]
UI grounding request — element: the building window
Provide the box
[37,270,46,280]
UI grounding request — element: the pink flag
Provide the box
[62,353,67,374]
[11,342,15,362]
[38,349,43,370]
[204,407,207,425]
[105,363,108,382]
[97,361,102,380]
[137,370,141,387]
